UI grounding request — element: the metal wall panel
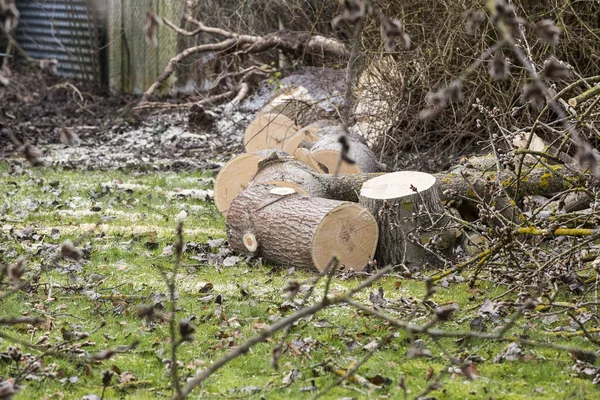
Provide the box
[15,0,101,81]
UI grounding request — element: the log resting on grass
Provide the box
[250,155,584,203]
[226,184,378,272]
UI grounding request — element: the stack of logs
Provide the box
[214,87,585,272]
[215,88,455,272]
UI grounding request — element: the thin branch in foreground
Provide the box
[173,264,396,399]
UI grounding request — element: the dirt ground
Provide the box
[1,66,352,174]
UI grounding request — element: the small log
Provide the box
[243,112,300,152]
[359,172,451,269]
[214,150,288,216]
[226,185,378,271]
[568,85,600,108]
[309,127,383,174]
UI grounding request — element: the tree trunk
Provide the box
[251,155,583,203]
[359,172,452,270]
[226,184,378,272]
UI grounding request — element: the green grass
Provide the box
[0,163,598,399]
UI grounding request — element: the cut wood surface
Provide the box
[214,150,288,216]
[226,185,378,272]
[282,121,330,154]
[293,148,328,173]
[243,112,300,152]
[359,172,450,269]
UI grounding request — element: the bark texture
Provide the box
[358,173,450,270]
[309,126,383,174]
[226,184,378,271]
[251,155,583,204]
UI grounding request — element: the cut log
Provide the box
[282,120,330,154]
[359,172,452,270]
[310,127,383,174]
[250,155,583,204]
[214,150,288,216]
[260,86,334,127]
[251,157,332,198]
[243,112,300,152]
[293,148,328,173]
[226,184,378,272]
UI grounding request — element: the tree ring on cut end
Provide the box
[360,171,437,200]
[243,233,258,252]
[311,203,378,272]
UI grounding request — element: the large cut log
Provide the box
[226,185,379,272]
[261,86,334,127]
[244,113,300,152]
[309,127,383,174]
[359,172,452,270]
[250,155,583,203]
[214,150,289,216]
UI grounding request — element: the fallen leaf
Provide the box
[425,366,436,382]
[120,371,137,384]
[253,322,269,331]
[367,374,392,386]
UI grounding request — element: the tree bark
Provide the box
[359,172,452,269]
[226,184,378,272]
[250,155,583,204]
[309,128,383,174]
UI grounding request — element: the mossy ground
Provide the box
[0,163,597,399]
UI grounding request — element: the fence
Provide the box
[107,0,182,94]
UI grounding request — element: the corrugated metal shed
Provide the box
[15,0,102,81]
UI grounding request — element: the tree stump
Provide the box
[226,184,378,272]
[359,171,450,270]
